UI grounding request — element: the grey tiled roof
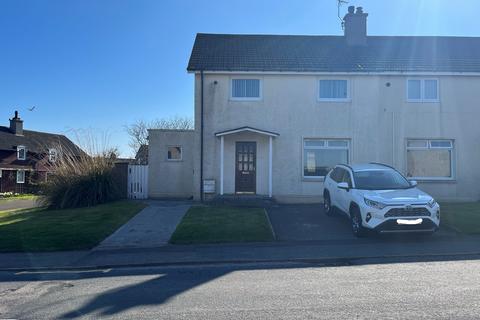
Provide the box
[0,126,83,156]
[187,34,480,73]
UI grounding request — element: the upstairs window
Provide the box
[407,79,439,102]
[231,79,261,100]
[49,148,58,162]
[319,80,349,101]
[167,146,182,161]
[17,146,26,160]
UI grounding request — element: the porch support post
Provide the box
[220,135,224,195]
[268,136,272,198]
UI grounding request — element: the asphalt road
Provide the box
[1,258,480,319]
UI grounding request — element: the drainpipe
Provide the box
[200,70,204,202]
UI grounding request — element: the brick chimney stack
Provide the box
[344,6,368,46]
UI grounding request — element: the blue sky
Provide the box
[1,0,480,156]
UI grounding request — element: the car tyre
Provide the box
[323,192,334,216]
[350,206,367,238]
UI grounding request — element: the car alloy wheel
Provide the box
[324,194,333,216]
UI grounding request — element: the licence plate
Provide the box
[397,218,423,225]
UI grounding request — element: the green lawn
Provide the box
[170,206,275,244]
[441,202,480,234]
[0,200,146,252]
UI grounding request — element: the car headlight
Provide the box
[364,198,386,210]
[428,198,437,208]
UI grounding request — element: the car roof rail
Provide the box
[369,162,396,170]
[338,163,354,171]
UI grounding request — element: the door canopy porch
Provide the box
[214,126,279,138]
[215,127,279,198]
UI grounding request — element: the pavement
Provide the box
[1,259,480,319]
[94,200,190,250]
[0,197,41,211]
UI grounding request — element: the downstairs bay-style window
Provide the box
[231,79,261,100]
[406,139,454,180]
[319,79,349,101]
[303,139,349,178]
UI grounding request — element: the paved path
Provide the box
[0,198,41,211]
[94,201,191,250]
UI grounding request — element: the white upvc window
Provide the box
[318,79,350,102]
[17,145,26,160]
[167,146,182,161]
[407,79,439,102]
[16,170,25,184]
[230,79,262,100]
[49,148,58,162]
[303,139,350,178]
[406,139,454,180]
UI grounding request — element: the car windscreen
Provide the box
[353,169,412,190]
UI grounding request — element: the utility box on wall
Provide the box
[203,179,216,194]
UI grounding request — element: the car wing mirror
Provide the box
[337,182,349,190]
[410,180,418,187]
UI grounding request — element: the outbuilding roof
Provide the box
[188,33,480,73]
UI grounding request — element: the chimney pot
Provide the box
[343,6,368,46]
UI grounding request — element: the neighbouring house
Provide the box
[135,145,148,165]
[149,6,480,203]
[0,111,83,193]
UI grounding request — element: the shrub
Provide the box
[41,147,121,209]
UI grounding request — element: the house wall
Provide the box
[192,73,480,202]
[148,129,195,199]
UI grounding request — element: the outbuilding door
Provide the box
[235,142,256,193]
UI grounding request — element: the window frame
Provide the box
[302,138,351,180]
[318,79,351,102]
[167,145,183,161]
[230,78,263,101]
[406,138,455,181]
[406,78,440,103]
[48,148,58,162]
[16,170,25,184]
[17,145,26,160]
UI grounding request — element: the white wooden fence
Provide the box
[127,165,148,199]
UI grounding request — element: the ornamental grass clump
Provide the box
[41,144,121,209]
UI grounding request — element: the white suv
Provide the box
[323,163,440,237]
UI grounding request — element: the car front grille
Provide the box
[384,207,431,218]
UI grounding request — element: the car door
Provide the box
[337,169,353,214]
[330,167,345,210]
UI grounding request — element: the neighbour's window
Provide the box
[17,145,26,160]
[231,79,261,99]
[49,148,58,162]
[16,170,25,184]
[319,80,349,101]
[406,139,454,179]
[167,146,182,161]
[303,139,349,178]
[407,79,439,102]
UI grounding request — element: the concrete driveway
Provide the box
[267,204,456,242]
